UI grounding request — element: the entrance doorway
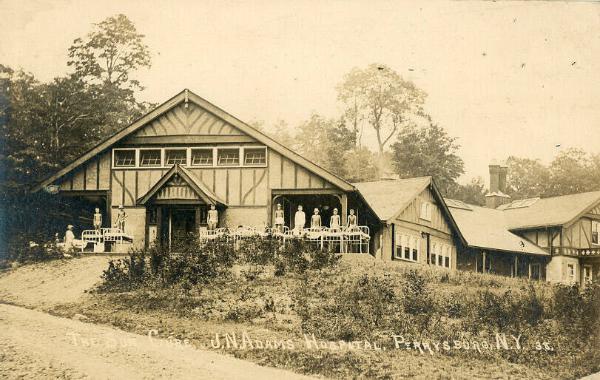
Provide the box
[158,206,204,249]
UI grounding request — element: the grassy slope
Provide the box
[49,255,576,380]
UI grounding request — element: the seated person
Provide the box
[346,209,359,231]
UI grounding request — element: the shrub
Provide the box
[7,232,69,263]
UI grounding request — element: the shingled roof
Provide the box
[446,200,549,256]
[499,191,600,230]
[353,177,432,221]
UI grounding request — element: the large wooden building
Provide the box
[32,90,599,285]
[34,90,369,249]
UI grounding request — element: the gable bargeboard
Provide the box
[54,101,339,208]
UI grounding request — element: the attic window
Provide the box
[420,201,432,221]
[165,149,187,166]
[244,148,266,165]
[140,149,161,167]
[217,148,240,166]
[114,150,136,167]
[191,148,213,166]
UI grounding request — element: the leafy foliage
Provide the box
[391,120,464,194]
[337,63,426,154]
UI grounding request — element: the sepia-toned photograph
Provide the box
[1,1,599,379]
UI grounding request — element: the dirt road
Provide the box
[0,303,313,379]
[0,257,315,379]
[0,256,113,310]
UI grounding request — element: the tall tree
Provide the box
[390,121,464,194]
[337,63,426,154]
[446,177,487,206]
[547,148,597,196]
[68,14,152,134]
[294,114,356,179]
[505,156,551,199]
[68,14,151,90]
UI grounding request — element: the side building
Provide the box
[355,177,464,270]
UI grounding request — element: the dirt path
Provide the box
[0,258,315,379]
[0,303,313,380]
[0,256,114,310]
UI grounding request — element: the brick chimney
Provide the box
[485,161,510,209]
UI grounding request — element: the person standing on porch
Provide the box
[93,208,102,231]
[64,225,75,250]
[115,205,127,232]
[294,205,306,234]
[207,204,219,230]
[330,208,341,231]
[311,208,322,229]
[274,203,285,233]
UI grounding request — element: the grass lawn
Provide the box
[48,256,588,379]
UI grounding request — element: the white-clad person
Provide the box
[294,205,306,234]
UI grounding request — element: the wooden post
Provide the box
[514,255,518,278]
[195,206,201,232]
[482,251,487,273]
[156,207,162,247]
[340,193,348,227]
[528,261,532,279]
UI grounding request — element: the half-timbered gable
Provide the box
[34,89,353,248]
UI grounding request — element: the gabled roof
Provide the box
[353,177,432,221]
[501,191,600,230]
[353,177,466,244]
[446,200,549,256]
[32,89,354,193]
[137,164,226,206]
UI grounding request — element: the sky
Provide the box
[1,0,599,184]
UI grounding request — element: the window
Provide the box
[114,150,136,167]
[592,221,599,245]
[395,232,419,262]
[420,201,432,221]
[165,149,187,166]
[139,149,161,167]
[530,263,541,281]
[411,237,418,261]
[191,148,213,166]
[244,148,266,165]
[218,148,240,166]
[567,264,576,283]
[583,265,593,285]
[444,246,451,268]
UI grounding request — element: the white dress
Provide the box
[294,211,306,230]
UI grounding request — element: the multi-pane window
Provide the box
[165,149,187,166]
[430,243,451,268]
[191,149,213,166]
[244,148,266,165]
[139,149,161,167]
[592,221,599,245]
[394,232,419,262]
[217,148,239,166]
[114,150,136,167]
[567,264,576,283]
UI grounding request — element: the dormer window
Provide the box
[420,201,432,221]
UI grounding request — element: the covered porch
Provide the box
[269,189,380,254]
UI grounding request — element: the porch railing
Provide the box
[554,247,600,257]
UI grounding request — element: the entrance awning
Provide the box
[137,164,227,206]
